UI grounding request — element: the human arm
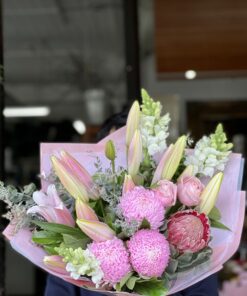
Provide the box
[179,273,219,296]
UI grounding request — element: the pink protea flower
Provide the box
[154,180,177,207]
[167,210,210,253]
[127,229,170,277]
[119,186,165,229]
[177,176,204,207]
[89,238,131,285]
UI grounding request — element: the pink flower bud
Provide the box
[76,219,115,242]
[177,176,204,207]
[154,180,177,207]
[43,255,67,273]
[122,174,135,194]
[75,199,99,221]
[127,130,142,177]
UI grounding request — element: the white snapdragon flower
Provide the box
[185,136,231,177]
[139,89,171,157]
[140,113,170,156]
[65,248,103,287]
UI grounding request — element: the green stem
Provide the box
[99,199,106,219]
[111,160,116,196]
[111,160,116,175]
[143,148,151,167]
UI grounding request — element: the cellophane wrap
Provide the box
[3,127,246,295]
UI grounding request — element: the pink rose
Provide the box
[154,180,177,207]
[177,176,204,206]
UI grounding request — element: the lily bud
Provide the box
[152,144,174,184]
[43,255,66,273]
[75,199,99,221]
[60,151,99,200]
[105,140,116,161]
[161,135,187,180]
[126,101,140,147]
[199,172,224,215]
[177,165,195,182]
[128,129,143,177]
[122,174,135,194]
[76,219,115,242]
[51,155,89,202]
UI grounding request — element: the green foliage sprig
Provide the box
[0,182,36,232]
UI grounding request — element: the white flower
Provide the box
[140,113,170,156]
[185,135,231,177]
[65,248,104,286]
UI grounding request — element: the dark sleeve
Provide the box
[44,275,106,296]
[44,275,79,296]
[180,273,219,296]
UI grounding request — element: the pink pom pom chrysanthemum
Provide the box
[89,238,131,285]
[119,186,165,229]
[127,229,170,277]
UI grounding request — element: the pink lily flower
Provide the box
[76,219,115,242]
[27,184,74,226]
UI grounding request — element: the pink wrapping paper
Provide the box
[3,126,246,295]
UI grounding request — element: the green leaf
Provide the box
[176,247,212,272]
[89,201,97,208]
[32,231,62,245]
[92,199,106,218]
[208,206,221,221]
[134,279,168,296]
[116,272,134,291]
[210,220,231,231]
[166,258,178,274]
[169,244,179,258]
[165,201,184,218]
[43,245,59,255]
[33,220,86,237]
[104,212,116,230]
[140,218,151,230]
[177,251,193,264]
[62,233,90,250]
[126,276,140,290]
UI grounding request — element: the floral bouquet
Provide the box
[1,90,246,295]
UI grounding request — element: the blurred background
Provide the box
[0,0,247,295]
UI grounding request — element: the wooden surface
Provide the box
[154,0,247,76]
